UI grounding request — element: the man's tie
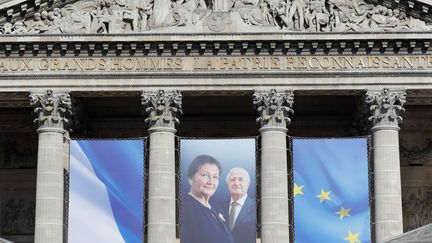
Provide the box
[229,201,239,231]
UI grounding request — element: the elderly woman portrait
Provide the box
[181,154,234,243]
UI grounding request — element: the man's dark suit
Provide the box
[223,196,257,243]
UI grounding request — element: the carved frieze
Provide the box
[400,138,432,163]
[141,90,183,129]
[0,0,432,34]
[1,190,35,235]
[253,89,294,128]
[403,187,432,232]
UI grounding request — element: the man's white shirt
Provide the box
[229,194,248,226]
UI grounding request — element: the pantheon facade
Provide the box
[0,0,432,242]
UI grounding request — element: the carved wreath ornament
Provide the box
[253,89,294,128]
[141,90,182,128]
[29,90,72,130]
[365,88,406,127]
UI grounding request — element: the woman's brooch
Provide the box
[218,213,225,222]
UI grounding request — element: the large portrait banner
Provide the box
[68,139,144,243]
[180,138,257,243]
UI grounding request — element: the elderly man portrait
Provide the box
[223,167,257,243]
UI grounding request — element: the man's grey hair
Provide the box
[225,167,251,185]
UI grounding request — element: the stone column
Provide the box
[30,90,72,243]
[142,90,182,243]
[366,88,406,243]
[253,89,294,243]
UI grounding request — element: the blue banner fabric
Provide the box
[293,138,370,243]
[180,138,257,243]
[68,140,144,243]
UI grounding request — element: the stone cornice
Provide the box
[0,33,432,57]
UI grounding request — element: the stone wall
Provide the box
[0,133,36,243]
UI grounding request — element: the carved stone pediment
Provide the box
[1,0,432,34]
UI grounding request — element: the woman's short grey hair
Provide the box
[225,167,251,185]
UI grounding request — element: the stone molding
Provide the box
[0,35,430,58]
[29,89,72,131]
[384,223,432,243]
[253,89,294,129]
[141,90,182,129]
[365,88,406,129]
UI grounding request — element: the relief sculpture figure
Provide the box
[308,0,330,31]
[236,0,274,26]
[171,0,207,26]
[152,0,176,26]
[1,0,432,33]
[213,0,231,12]
[286,0,306,30]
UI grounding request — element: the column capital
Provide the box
[365,88,406,131]
[29,90,72,132]
[141,90,183,131]
[253,89,294,131]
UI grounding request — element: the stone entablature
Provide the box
[2,55,432,75]
[0,32,431,57]
[1,0,432,34]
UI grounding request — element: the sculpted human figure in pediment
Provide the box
[308,0,330,31]
[0,0,431,33]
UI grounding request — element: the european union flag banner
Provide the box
[293,138,370,243]
[68,140,144,243]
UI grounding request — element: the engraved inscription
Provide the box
[0,55,431,73]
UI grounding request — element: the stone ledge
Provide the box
[0,35,431,57]
[384,223,432,242]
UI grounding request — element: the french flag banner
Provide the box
[68,140,144,243]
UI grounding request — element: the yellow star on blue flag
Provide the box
[316,189,331,203]
[293,138,370,243]
[344,231,361,243]
[294,183,304,197]
[336,207,352,220]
